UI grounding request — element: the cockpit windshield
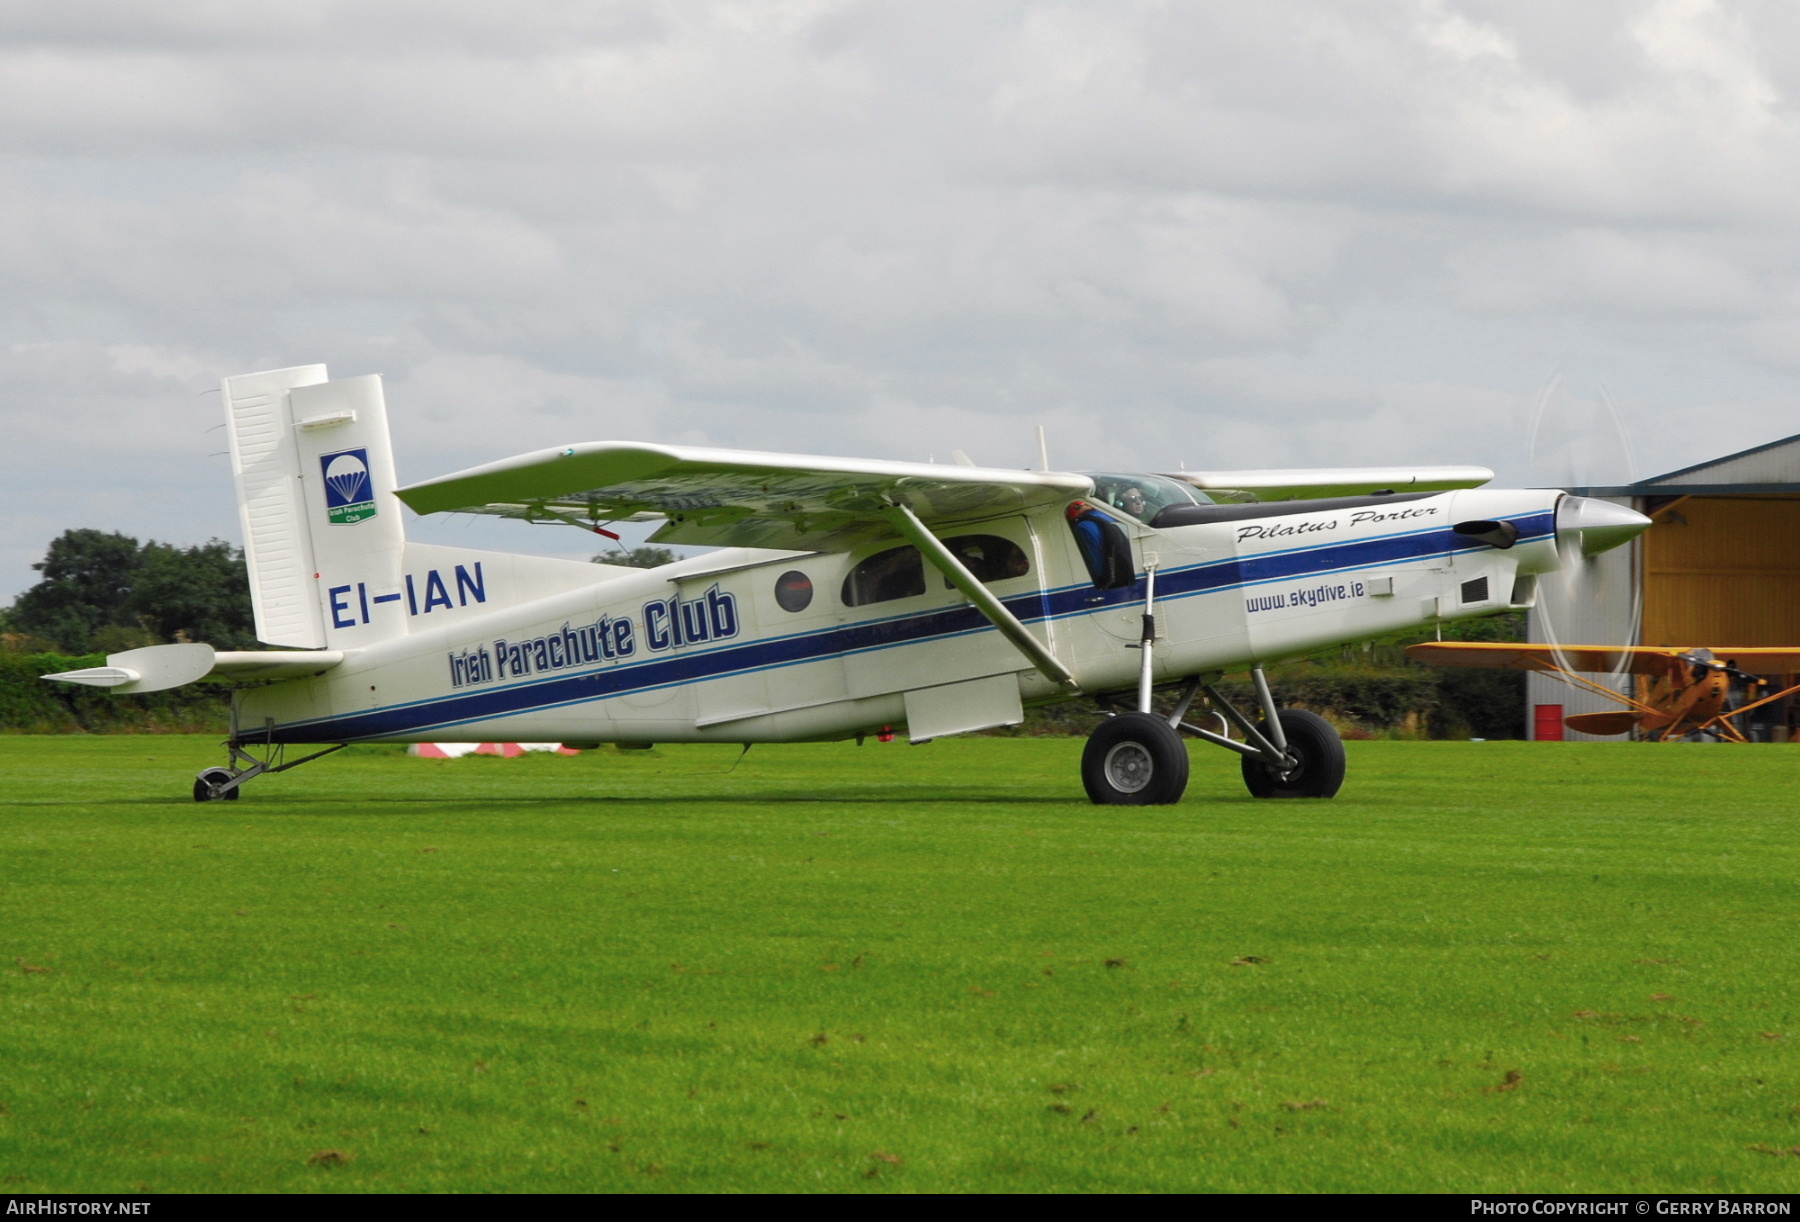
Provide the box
[1081,473,1213,521]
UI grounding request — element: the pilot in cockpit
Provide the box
[1083,473,1202,525]
[1116,486,1147,521]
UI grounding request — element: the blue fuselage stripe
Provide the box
[275,511,1554,741]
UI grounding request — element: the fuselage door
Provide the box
[836,517,1046,700]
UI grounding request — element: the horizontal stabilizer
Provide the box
[42,643,343,694]
[1169,466,1492,501]
[396,442,1091,550]
[40,666,141,689]
[211,651,346,681]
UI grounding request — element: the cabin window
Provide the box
[774,570,814,612]
[841,546,926,607]
[939,535,1030,587]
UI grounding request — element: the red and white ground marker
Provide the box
[407,743,580,758]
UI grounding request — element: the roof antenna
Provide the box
[1036,425,1050,472]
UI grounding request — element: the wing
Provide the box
[395,442,1093,550]
[1406,642,1688,675]
[1167,466,1492,502]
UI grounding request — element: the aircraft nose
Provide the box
[1556,495,1652,557]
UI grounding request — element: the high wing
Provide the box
[395,442,1093,550]
[1167,466,1492,502]
[1408,642,1800,676]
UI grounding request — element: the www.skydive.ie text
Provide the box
[1245,580,1367,614]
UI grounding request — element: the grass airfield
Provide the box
[3,734,1799,1194]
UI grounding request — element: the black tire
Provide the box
[1240,709,1345,799]
[1082,712,1190,806]
[193,767,241,802]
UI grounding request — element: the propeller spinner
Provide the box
[1555,495,1651,557]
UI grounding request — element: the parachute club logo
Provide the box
[320,448,376,525]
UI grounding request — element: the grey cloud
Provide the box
[6,1,1800,601]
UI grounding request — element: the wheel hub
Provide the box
[1102,741,1154,793]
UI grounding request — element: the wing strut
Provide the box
[881,503,1079,690]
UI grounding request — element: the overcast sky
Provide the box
[6,0,1800,599]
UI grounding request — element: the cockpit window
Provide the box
[1082,473,1212,521]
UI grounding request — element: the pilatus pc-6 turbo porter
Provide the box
[45,365,1651,805]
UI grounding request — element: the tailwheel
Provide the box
[1240,709,1345,799]
[193,767,241,802]
[1082,712,1190,806]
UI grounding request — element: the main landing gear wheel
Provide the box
[1240,709,1345,799]
[193,767,240,802]
[1082,712,1191,806]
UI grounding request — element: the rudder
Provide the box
[223,366,408,649]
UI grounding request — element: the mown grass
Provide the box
[2,735,1799,1193]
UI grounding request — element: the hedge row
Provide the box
[0,653,232,734]
[1,653,1521,740]
[1012,664,1523,740]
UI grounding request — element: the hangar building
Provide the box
[1527,433,1800,741]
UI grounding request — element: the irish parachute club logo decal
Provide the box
[321,448,377,525]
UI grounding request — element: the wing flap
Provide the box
[395,443,1092,549]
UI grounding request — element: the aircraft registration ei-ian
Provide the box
[44,365,1653,804]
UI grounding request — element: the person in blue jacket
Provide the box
[1066,500,1133,588]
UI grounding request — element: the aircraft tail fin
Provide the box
[223,366,409,649]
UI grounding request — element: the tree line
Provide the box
[1,529,257,654]
[1,530,681,655]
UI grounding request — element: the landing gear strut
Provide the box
[1172,668,1346,800]
[1081,665,1346,805]
[1237,708,1345,799]
[1083,564,1193,805]
[193,739,346,802]
[1079,565,1345,805]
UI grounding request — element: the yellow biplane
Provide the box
[1407,642,1800,741]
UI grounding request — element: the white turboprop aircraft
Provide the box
[45,365,1651,805]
